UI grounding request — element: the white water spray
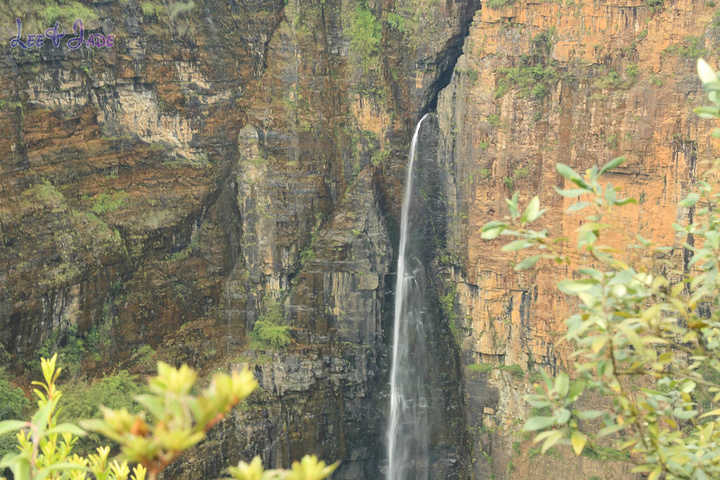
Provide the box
[387,113,431,480]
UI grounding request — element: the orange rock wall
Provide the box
[437,0,720,476]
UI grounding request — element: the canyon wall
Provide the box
[0,0,477,477]
[1,0,719,478]
[435,0,719,477]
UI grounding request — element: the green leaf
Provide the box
[45,423,86,437]
[135,394,166,419]
[481,220,507,232]
[680,192,700,207]
[699,408,720,418]
[698,58,717,84]
[578,268,603,280]
[522,196,541,223]
[566,201,593,212]
[514,255,541,271]
[617,325,646,356]
[598,424,625,437]
[558,278,598,295]
[608,268,635,285]
[541,430,565,454]
[555,373,570,397]
[1,455,31,480]
[576,410,603,420]
[506,193,520,219]
[672,407,698,420]
[599,156,626,174]
[568,381,586,400]
[481,227,503,240]
[556,163,577,180]
[556,408,571,424]
[554,187,589,197]
[558,279,598,294]
[527,399,551,408]
[694,106,720,119]
[501,240,530,252]
[0,420,27,437]
[577,222,610,233]
[481,221,507,240]
[702,81,720,92]
[523,416,556,432]
[30,399,54,438]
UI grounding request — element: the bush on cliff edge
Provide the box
[0,355,337,480]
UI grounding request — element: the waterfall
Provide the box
[387,113,431,480]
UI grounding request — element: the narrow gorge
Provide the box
[1,0,719,478]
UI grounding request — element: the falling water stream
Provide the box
[387,113,431,480]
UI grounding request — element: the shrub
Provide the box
[625,63,639,80]
[250,320,292,350]
[0,369,30,460]
[503,177,514,191]
[593,70,622,89]
[59,371,145,453]
[662,36,708,59]
[487,0,514,9]
[91,190,130,214]
[503,364,524,379]
[42,1,97,25]
[466,68,479,84]
[496,64,558,100]
[169,0,194,22]
[605,133,618,149]
[467,363,524,378]
[21,180,66,211]
[386,12,405,33]
[141,2,163,17]
[348,3,382,71]
[0,356,337,480]
[27,325,110,376]
[467,364,494,373]
[250,297,291,349]
[513,167,530,179]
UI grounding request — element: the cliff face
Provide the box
[1,0,718,477]
[0,0,477,478]
[436,0,718,477]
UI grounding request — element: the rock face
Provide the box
[1,0,718,477]
[434,0,718,477]
[0,0,477,478]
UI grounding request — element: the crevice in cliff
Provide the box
[421,0,481,116]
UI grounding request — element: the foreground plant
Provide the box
[482,59,720,479]
[0,355,337,480]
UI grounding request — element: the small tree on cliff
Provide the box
[0,355,337,480]
[481,59,720,480]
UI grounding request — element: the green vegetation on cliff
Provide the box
[0,369,30,460]
[250,296,292,350]
[347,3,382,72]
